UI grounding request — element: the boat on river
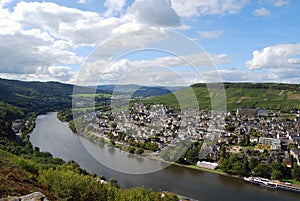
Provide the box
[244,177,277,189]
[244,177,300,193]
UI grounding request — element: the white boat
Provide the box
[244,177,278,189]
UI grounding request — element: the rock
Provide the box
[5,192,49,201]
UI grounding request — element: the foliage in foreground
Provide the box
[0,147,178,200]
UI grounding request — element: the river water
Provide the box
[30,112,300,201]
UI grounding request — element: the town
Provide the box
[71,103,300,182]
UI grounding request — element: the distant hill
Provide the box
[0,78,76,115]
[0,78,183,120]
[97,84,184,97]
[1,78,299,114]
[144,82,300,111]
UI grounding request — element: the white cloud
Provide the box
[1,1,187,83]
[170,0,249,18]
[0,30,81,74]
[252,7,270,16]
[267,0,289,7]
[104,29,169,50]
[0,0,12,6]
[104,0,126,16]
[78,0,88,4]
[77,52,229,86]
[266,67,300,83]
[197,30,223,38]
[11,1,175,47]
[12,1,116,46]
[0,65,76,83]
[246,43,300,70]
[127,0,181,27]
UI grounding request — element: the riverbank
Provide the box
[143,153,242,179]
[56,112,300,193]
[57,115,252,181]
[30,112,300,201]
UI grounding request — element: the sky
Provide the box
[0,0,299,86]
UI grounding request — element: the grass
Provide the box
[281,179,300,186]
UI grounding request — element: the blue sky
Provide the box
[0,0,299,85]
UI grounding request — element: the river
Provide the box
[30,112,300,201]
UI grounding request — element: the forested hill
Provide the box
[145,82,300,111]
[0,78,74,113]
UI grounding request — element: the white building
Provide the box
[258,137,281,150]
[197,161,219,170]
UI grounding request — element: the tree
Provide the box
[110,122,117,129]
[240,135,250,146]
[220,143,227,158]
[225,125,236,132]
[109,178,120,188]
[270,162,286,180]
[127,146,136,154]
[271,170,283,180]
[292,166,300,181]
[232,161,248,176]
[218,158,230,172]
[249,158,258,170]
[110,139,115,145]
[253,163,271,178]
[135,148,144,155]
[185,148,199,164]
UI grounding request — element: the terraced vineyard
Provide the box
[144,83,300,111]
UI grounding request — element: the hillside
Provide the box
[0,78,74,115]
[144,83,300,111]
[0,78,179,200]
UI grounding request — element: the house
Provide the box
[290,149,300,166]
[258,137,281,150]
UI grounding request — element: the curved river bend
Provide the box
[30,112,300,201]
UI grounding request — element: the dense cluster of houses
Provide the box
[222,108,300,167]
[78,104,300,166]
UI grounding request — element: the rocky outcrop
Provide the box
[1,192,49,201]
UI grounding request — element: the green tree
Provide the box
[110,122,117,129]
[271,170,283,180]
[240,135,250,146]
[218,157,230,172]
[127,146,136,154]
[253,163,271,178]
[232,161,248,176]
[185,148,199,164]
[270,162,285,180]
[135,148,144,155]
[292,166,300,181]
[220,143,227,158]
